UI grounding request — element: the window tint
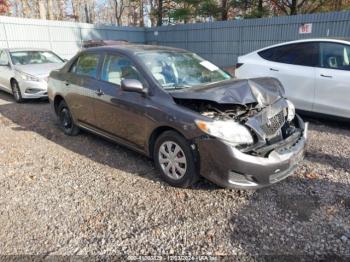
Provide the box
[258,43,318,67]
[101,54,142,85]
[320,42,350,71]
[0,51,9,65]
[72,53,99,78]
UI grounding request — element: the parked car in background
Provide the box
[0,48,65,102]
[48,45,307,189]
[236,38,350,119]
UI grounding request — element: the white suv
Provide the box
[236,38,350,119]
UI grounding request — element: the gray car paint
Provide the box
[48,45,307,189]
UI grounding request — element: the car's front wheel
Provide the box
[11,80,23,103]
[57,100,80,136]
[154,131,199,188]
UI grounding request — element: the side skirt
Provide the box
[77,121,149,157]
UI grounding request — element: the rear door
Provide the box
[0,50,13,91]
[314,42,350,118]
[256,42,318,111]
[64,52,101,126]
[93,52,149,149]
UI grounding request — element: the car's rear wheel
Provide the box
[11,80,23,103]
[154,131,199,188]
[57,100,80,136]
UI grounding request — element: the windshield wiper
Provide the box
[163,84,191,90]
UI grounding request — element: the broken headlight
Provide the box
[195,120,254,146]
[286,99,295,122]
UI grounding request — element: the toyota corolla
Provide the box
[48,45,307,189]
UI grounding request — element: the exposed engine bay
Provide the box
[174,98,262,121]
[174,98,303,157]
[169,77,304,157]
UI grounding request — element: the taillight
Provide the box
[236,63,244,69]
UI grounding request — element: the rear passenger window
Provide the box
[101,54,143,85]
[258,43,318,67]
[71,53,99,78]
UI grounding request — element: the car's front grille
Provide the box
[261,110,285,136]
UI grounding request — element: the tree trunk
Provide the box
[22,0,31,18]
[72,0,81,21]
[84,2,90,23]
[57,0,66,20]
[14,0,20,16]
[47,0,54,20]
[139,0,144,27]
[221,0,228,20]
[335,0,343,11]
[290,0,297,15]
[157,0,163,26]
[38,0,47,19]
[257,0,263,18]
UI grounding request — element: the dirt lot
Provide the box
[0,91,349,260]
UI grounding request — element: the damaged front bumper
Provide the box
[195,115,308,189]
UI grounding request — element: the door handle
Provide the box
[95,89,104,96]
[270,68,279,72]
[64,81,70,86]
[320,74,332,78]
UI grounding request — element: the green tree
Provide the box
[170,0,220,23]
[197,0,221,20]
[270,0,327,15]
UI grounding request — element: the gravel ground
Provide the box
[0,91,349,260]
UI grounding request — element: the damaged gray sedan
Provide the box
[48,45,307,189]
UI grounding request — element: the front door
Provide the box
[93,53,149,149]
[0,50,13,92]
[314,42,350,118]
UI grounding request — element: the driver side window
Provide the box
[101,54,143,86]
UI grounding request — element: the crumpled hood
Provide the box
[14,63,64,77]
[170,77,285,107]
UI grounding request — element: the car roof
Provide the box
[82,44,187,55]
[253,38,350,53]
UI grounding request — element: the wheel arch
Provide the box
[10,77,17,87]
[148,126,186,158]
[53,95,65,115]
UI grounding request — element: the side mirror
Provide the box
[121,79,147,94]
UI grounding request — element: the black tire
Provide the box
[154,131,199,188]
[57,100,80,136]
[11,80,23,103]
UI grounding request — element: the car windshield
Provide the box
[10,51,64,65]
[136,51,231,89]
